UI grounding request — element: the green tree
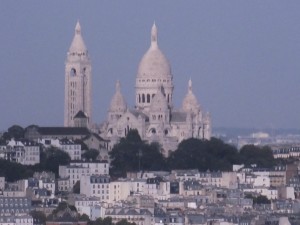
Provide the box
[92,217,113,225]
[79,213,90,221]
[73,180,80,194]
[41,147,71,176]
[245,194,270,204]
[82,149,99,161]
[2,125,25,140]
[168,138,239,171]
[116,219,136,225]
[29,210,47,225]
[0,159,34,182]
[239,145,275,168]
[74,139,89,151]
[109,129,166,178]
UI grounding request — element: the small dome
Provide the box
[68,21,88,55]
[137,23,172,79]
[109,81,127,112]
[182,79,200,113]
[150,86,168,112]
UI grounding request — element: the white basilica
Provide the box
[100,23,212,154]
[64,22,211,154]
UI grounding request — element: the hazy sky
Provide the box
[1,1,300,131]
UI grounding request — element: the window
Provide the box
[70,68,76,76]
[147,94,150,103]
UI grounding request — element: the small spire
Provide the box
[188,78,192,92]
[151,22,158,48]
[116,80,121,92]
[75,20,81,35]
[68,21,87,55]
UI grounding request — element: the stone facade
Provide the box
[64,22,92,128]
[100,23,211,154]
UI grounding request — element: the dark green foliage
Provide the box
[30,210,47,225]
[47,202,77,221]
[51,202,77,215]
[168,138,239,171]
[74,139,89,151]
[89,217,113,225]
[101,217,113,225]
[239,145,275,168]
[245,194,271,204]
[39,147,71,176]
[2,125,25,140]
[73,180,80,194]
[0,159,34,182]
[79,214,90,221]
[109,129,166,178]
[8,125,25,139]
[89,217,135,225]
[115,219,136,225]
[0,146,70,182]
[82,149,99,161]
[126,129,142,143]
[110,135,276,177]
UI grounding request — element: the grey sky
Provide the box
[1,1,300,130]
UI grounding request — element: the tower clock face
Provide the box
[70,68,76,76]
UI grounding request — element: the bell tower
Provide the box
[64,21,92,127]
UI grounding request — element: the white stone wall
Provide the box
[64,22,92,127]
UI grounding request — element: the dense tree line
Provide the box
[0,147,71,182]
[109,130,167,177]
[110,129,276,178]
[0,126,277,181]
[245,194,271,204]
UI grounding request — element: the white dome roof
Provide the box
[182,79,200,113]
[150,86,168,112]
[109,81,127,112]
[137,23,172,79]
[68,21,88,55]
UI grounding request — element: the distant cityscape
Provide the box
[0,20,299,225]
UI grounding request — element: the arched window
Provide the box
[167,94,170,103]
[147,94,150,103]
[70,68,76,76]
[142,94,145,103]
[138,94,141,103]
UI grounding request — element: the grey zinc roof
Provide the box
[38,127,90,136]
[129,109,149,120]
[170,111,187,122]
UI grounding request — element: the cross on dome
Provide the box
[151,22,158,48]
[116,80,121,92]
[188,78,193,92]
[75,20,81,35]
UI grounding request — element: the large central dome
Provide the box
[135,23,174,112]
[137,23,172,78]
